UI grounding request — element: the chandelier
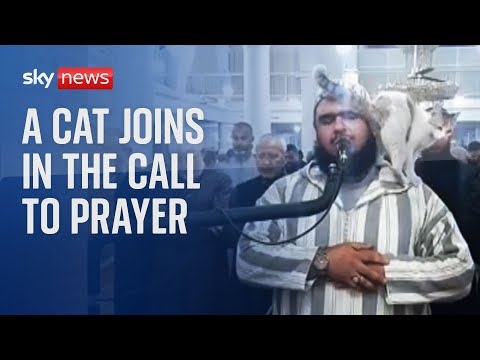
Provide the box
[380,45,460,103]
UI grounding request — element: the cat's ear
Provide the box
[449,112,460,124]
[435,103,444,111]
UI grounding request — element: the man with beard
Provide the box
[236,80,474,315]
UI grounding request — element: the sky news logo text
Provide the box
[23,68,113,90]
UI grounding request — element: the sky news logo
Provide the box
[22,68,113,90]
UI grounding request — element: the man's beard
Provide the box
[314,134,377,182]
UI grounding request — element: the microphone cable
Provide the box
[218,163,344,246]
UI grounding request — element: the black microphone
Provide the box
[336,137,352,167]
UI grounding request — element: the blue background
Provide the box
[0,45,232,314]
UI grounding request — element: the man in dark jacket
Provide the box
[224,134,287,314]
[114,147,233,315]
[415,109,479,314]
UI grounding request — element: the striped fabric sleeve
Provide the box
[236,181,319,292]
[385,190,475,305]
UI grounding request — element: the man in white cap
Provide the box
[236,69,474,315]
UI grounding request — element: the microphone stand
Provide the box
[186,163,343,228]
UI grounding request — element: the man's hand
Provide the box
[366,264,386,280]
[326,243,389,291]
[333,265,386,290]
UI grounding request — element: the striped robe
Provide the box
[236,163,475,315]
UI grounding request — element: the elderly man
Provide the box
[224,133,287,314]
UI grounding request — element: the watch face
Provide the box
[315,253,328,271]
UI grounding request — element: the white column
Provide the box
[111,45,155,114]
[216,45,231,78]
[219,122,233,153]
[243,45,271,138]
[342,45,359,85]
[164,45,197,96]
[301,76,317,153]
[111,45,156,160]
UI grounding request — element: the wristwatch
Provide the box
[313,248,329,277]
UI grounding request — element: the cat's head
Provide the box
[426,104,460,141]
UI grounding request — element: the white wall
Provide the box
[270,45,299,72]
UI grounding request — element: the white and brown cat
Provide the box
[312,64,455,187]
[372,91,457,187]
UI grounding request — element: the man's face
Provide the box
[468,150,480,166]
[231,127,254,153]
[285,150,300,164]
[314,99,371,158]
[284,150,302,173]
[255,143,285,179]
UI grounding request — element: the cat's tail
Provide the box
[312,64,339,95]
[365,93,390,139]
[372,93,392,127]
